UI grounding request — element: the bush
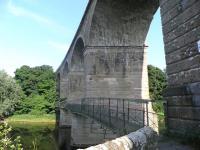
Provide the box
[152,101,164,114]
[0,122,23,150]
[15,94,54,115]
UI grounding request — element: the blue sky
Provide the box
[0,0,165,76]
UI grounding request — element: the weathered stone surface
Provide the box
[78,127,158,150]
[84,46,148,99]
[166,54,200,75]
[164,13,200,44]
[165,26,200,54]
[162,0,200,35]
[167,67,200,86]
[161,0,197,25]
[165,96,193,106]
[165,42,198,65]
[160,0,179,15]
[161,0,200,136]
[168,107,200,120]
[187,82,200,95]
[168,118,200,134]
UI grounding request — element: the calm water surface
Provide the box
[9,122,58,150]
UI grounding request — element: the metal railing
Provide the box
[66,97,157,135]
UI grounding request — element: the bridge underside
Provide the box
[56,0,200,146]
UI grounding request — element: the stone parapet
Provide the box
[78,127,158,150]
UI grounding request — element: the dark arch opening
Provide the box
[71,38,84,72]
[56,73,61,98]
[68,38,85,100]
[63,61,69,76]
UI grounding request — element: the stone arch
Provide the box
[68,37,85,100]
[56,73,61,98]
[84,0,159,99]
[71,38,85,72]
[89,0,159,46]
[63,61,69,76]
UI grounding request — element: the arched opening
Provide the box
[56,73,61,98]
[146,9,166,70]
[86,0,159,99]
[71,38,84,72]
[63,61,69,76]
[60,61,69,99]
[83,0,159,130]
[68,38,85,100]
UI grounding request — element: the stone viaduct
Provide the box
[56,0,200,144]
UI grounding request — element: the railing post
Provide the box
[143,103,145,127]
[164,100,168,132]
[100,98,102,122]
[116,99,118,121]
[88,99,90,115]
[146,101,149,126]
[93,99,94,118]
[123,99,125,132]
[128,101,130,122]
[109,98,111,126]
[81,98,83,113]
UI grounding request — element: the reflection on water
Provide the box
[9,122,57,150]
[8,110,125,150]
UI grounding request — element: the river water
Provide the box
[8,112,121,150]
[9,122,57,150]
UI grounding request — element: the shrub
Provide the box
[0,122,23,150]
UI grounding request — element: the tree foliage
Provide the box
[0,122,23,150]
[148,65,167,101]
[14,65,56,115]
[148,65,167,113]
[0,71,24,117]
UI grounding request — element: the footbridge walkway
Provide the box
[57,97,158,149]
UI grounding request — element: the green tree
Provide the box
[148,65,167,100]
[0,70,24,117]
[148,65,167,113]
[14,65,56,114]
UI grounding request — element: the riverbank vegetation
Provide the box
[14,65,56,115]
[0,65,57,123]
[6,114,55,124]
[0,64,167,119]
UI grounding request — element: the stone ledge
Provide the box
[78,127,158,150]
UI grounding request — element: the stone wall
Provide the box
[160,0,200,134]
[78,127,158,150]
[84,46,147,99]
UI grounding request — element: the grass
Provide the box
[6,114,56,124]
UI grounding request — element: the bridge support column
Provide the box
[160,0,200,135]
[84,46,149,99]
[58,109,72,150]
[84,45,158,131]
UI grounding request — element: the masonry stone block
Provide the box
[162,1,200,35]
